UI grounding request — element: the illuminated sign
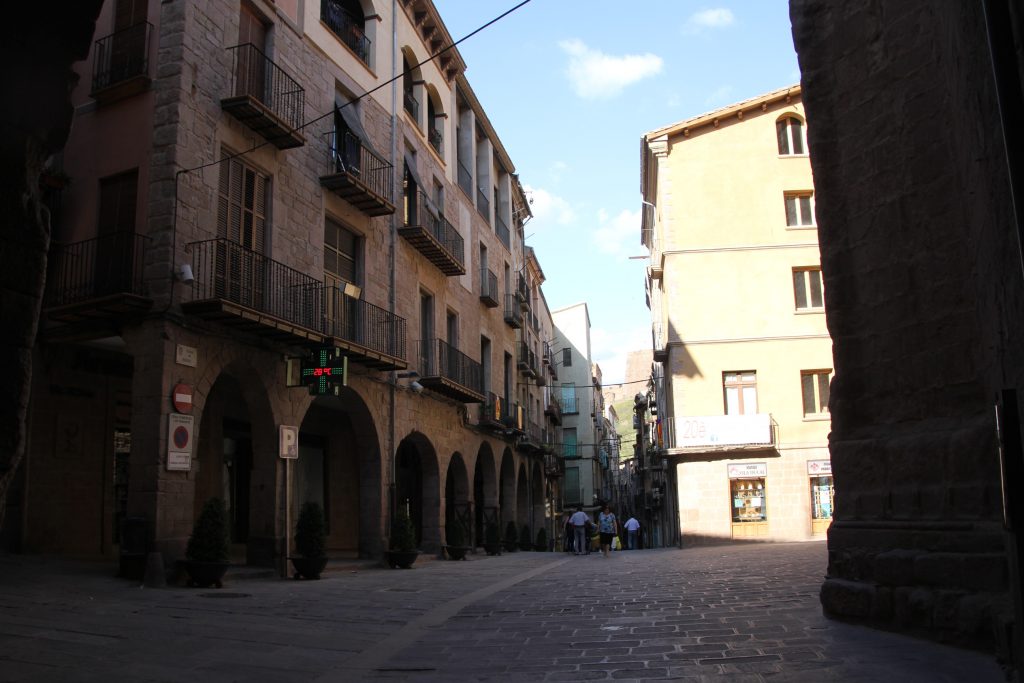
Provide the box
[300,347,347,396]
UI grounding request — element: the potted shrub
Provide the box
[503,521,519,552]
[444,522,469,561]
[290,501,328,580]
[384,508,419,569]
[184,497,230,588]
[484,521,502,556]
[519,524,533,551]
[535,527,548,552]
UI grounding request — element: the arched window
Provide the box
[776,115,806,155]
[427,89,444,156]
[321,0,370,66]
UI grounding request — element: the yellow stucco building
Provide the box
[641,85,834,543]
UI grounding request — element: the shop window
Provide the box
[793,267,824,311]
[810,475,834,520]
[776,115,806,155]
[731,478,766,523]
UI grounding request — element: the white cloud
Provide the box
[524,184,575,226]
[704,84,734,106]
[684,8,736,33]
[558,39,663,100]
[593,208,642,257]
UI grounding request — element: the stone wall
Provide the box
[790,0,1022,651]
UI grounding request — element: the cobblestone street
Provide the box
[0,542,1005,682]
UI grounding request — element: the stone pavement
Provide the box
[0,542,1007,682]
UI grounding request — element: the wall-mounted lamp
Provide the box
[178,263,194,283]
[342,282,361,299]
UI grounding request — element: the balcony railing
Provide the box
[183,238,406,368]
[222,43,305,149]
[517,342,536,378]
[560,390,579,415]
[403,89,419,121]
[417,338,484,403]
[496,214,510,251]
[457,159,473,198]
[480,392,507,428]
[320,1,371,65]
[321,130,396,216]
[544,397,562,425]
[476,187,490,223]
[44,231,152,321]
[652,322,668,362]
[399,189,465,276]
[503,294,523,329]
[91,22,152,103]
[479,267,499,307]
[657,414,777,452]
[560,442,581,460]
[322,287,407,367]
[428,127,443,155]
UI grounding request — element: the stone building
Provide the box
[790,0,1023,663]
[640,86,834,546]
[10,0,565,574]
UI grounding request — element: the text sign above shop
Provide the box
[727,462,767,479]
[676,414,772,448]
[807,459,832,475]
[299,347,347,396]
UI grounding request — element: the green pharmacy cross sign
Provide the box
[300,347,348,396]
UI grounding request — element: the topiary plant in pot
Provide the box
[504,520,519,552]
[484,521,502,556]
[535,527,548,552]
[444,522,469,560]
[519,524,533,551]
[385,508,419,569]
[184,497,230,588]
[290,501,328,580]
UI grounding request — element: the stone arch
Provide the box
[192,358,279,567]
[296,386,383,558]
[473,442,497,547]
[444,452,470,545]
[395,430,441,552]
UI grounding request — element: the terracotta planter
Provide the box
[384,549,419,569]
[184,560,230,588]
[289,555,328,580]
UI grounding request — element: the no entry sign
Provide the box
[172,383,193,414]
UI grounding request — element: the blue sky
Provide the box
[432,1,801,384]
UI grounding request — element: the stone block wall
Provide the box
[790,0,1022,651]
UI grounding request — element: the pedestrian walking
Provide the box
[568,505,590,556]
[597,504,618,558]
[624,515,640,550]
[563,512,574,553]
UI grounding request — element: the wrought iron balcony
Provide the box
[652,322,668,362]
[503,294,522,329]
[560,442,581,460]
[457,159,473,198]
[496,214,510,251]
[544,397,562,425]
[320,1,371,65]
[428,127,443,155]
[403,90,419,122]
[479,267,499,307]
[222,43,305,149]
[517,421,544,454]
[321,286,407,369]
[560,390,579,415]
[516,342,536,378]
[44,231,152,322]
[91,22,152,104]
[479,392,506,429]
[320,130,396,216]
[399,189,465,276]
[182,238,407,369]
[416,338,484,403]
[476,187,490,223]
[544,450,565,477]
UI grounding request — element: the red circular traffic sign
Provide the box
[172,383,193,414]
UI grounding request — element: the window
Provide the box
[731,478,767,522]
[811,476,834,520]
[801,370,831,416]
[776,115,806,155]
[561,383,578,414]
[723,372,757,415]
[793,267,824,310]
[563,428,578,458]
[402,54,419,124]
[562,348,572,367]
[217,151,267,252]
[321,0,370,65]
[784,192,815,227]
[324,218,358,285]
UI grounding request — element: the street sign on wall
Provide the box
[167,414,194,471]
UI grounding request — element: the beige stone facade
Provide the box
[641,86,833,545]
[17,0,563,571]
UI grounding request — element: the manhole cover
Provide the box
[199,592,252,598]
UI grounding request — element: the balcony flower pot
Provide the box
[289,502,328,580]
[184,498,230,588]
[385,508,419,569]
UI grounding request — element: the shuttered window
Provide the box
[217,151,267,253]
